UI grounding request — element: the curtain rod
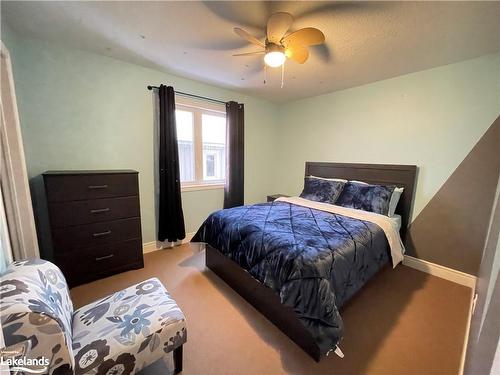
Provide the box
[147,85,227,105]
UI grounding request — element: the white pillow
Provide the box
[388,187,404,217]
[308,175,348,183]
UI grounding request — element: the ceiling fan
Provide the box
[233,12,325,85]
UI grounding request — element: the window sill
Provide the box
[181,183,225,192]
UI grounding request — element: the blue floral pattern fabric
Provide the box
[336,182,395,215]
[72,278,187,374]
[0,259,75,373]
[299,177,345,204]
[1,260,187,374]
[192,201,390,356]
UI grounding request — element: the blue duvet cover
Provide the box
[192,201,390,355]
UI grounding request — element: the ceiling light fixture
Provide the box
[264,51,286,67]
[264,43,286,67]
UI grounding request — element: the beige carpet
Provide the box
[71,244,471,375]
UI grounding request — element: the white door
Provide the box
[0,41,39,261]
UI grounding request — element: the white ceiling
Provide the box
[3,1,500,103]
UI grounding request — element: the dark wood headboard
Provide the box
[305,162,417,243]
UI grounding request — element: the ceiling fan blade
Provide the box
[283,27,325,47]
[285,44,309,64]
[266,12,293,44]
[233,51,265,56]
[234,27,265,48]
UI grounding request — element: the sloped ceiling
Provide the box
[3,1,500,102]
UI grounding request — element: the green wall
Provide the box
[275,52,500,220]
[2,28,278,243]
[3,24,499,263]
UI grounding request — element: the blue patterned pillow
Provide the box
[299,177,346,204]
[336,181,395,215]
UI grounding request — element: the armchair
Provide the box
[1,259,186,374]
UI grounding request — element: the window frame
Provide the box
[175,97,226,192]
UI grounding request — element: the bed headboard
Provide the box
[304,162,417,243]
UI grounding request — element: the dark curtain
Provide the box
[157,85,186,242]
[224,101,245,208]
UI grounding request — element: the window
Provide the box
[176,110,195,182]
[175,99,226,190]
[205,154,215,178]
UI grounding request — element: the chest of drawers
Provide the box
[43,170,144,287]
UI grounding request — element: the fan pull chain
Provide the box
[263,64,267,85]
[281,62,285,88]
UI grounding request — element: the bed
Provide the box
[192,162,417,361]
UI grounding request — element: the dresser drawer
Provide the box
[56,239,143,286]
[49,196,140,228]
[45,173,138,202]
[52,217,141,252]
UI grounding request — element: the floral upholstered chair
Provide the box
[0,259,187,374]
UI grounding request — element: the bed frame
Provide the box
[206,162,417,361]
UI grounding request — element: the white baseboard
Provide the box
[402,255,477,289]
[402,255,476,374]
[142,232,196,254]
[142,242,158,254]
[459,288,475,375]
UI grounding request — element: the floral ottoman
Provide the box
[72,278,187,374]
[0,259,187,374]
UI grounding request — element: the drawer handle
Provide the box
[95,254,114,261]
[90,208,110,214]
[88,184,108,189]
[92,230,112,237]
